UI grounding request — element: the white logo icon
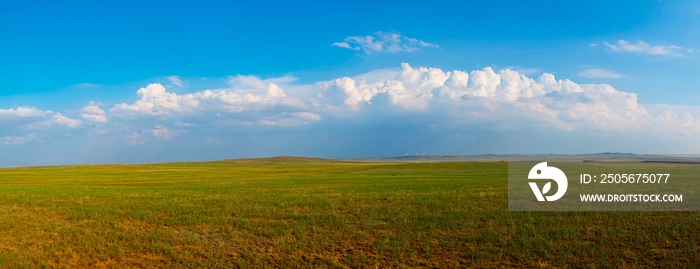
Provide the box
[528,162,567,201]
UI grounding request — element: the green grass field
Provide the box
[0,157,697,268]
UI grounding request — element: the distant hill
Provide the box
[218,156,346,164]
[215,154,700,164]
[343,153,700,163]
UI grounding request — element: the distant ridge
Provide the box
[344,153,700,163]
[4,153,700,169]
[218,156,344,164]
[215,154,700,164]
[642,160,700,164]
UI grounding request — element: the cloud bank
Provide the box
[327,63,696,134]
[1,63,700,165]
[87,63,700,142]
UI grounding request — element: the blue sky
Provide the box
[1,0,700,166]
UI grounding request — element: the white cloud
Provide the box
[328,63,700,134]
[334,77,383,109]
[0,107,82,129]
[152,124,181,139]
[195,76,303,111]
[335,63,456,110]
[111,83,199,115]
[578,68,623,79]
[3,133,36,145]
[333,63,548,109]
[333,31,438,53]
[111,76,307,118]
[332,42,352,49]
[8,63,700,150]
[51,113,82,128]
[504,66,542,75]
[81,102,107,122]
[538,73,582,93]
[603,40,683,56]
[467,67,501,98]
[294,112,320,121]
[258,112,321,126]
[168,76,183,87]
[0,107,47,118]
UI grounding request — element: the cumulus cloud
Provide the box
[333,31,438,53]
[329,63,700,134]
[51,113,82,128]
[602,40,683,56]
[578,68,623,79]
[81,102,107,122]
[194,76,304,111]
[335,63,452,110]
[111,77,305,117]
[4,63,700,151]
[333,63,547,109]
[111,83,199,115]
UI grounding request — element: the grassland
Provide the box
[0,157,697,268]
